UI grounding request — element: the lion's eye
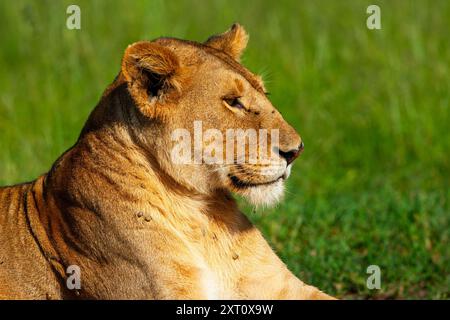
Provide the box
[224,97,245,110]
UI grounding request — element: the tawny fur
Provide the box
[0,24,334,300]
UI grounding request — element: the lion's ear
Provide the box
[121,41,183,115]
[204,23,249,61]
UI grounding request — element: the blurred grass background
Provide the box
[0,0,449,299]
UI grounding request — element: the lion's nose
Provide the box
[277,142,304,165]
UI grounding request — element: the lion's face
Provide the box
[121,24,302,206]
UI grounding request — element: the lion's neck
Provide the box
[68,80,235,223]
[45,117,243,244]
[36,124,252,298]
[33,86,254,298]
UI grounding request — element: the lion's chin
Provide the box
[239,179,285,207]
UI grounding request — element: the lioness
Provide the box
[0,24,333,299]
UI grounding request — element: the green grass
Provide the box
[0,0,449,299]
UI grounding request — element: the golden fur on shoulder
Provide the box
[0,24,334,299]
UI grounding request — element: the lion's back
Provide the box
[0,182,61,299]
[0,183,30,228]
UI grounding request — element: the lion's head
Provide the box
[117,24,302,206]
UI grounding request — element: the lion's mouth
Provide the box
[228,174,283,189]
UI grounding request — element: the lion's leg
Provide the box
[233,228,336,300]
[237,268,336,300]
